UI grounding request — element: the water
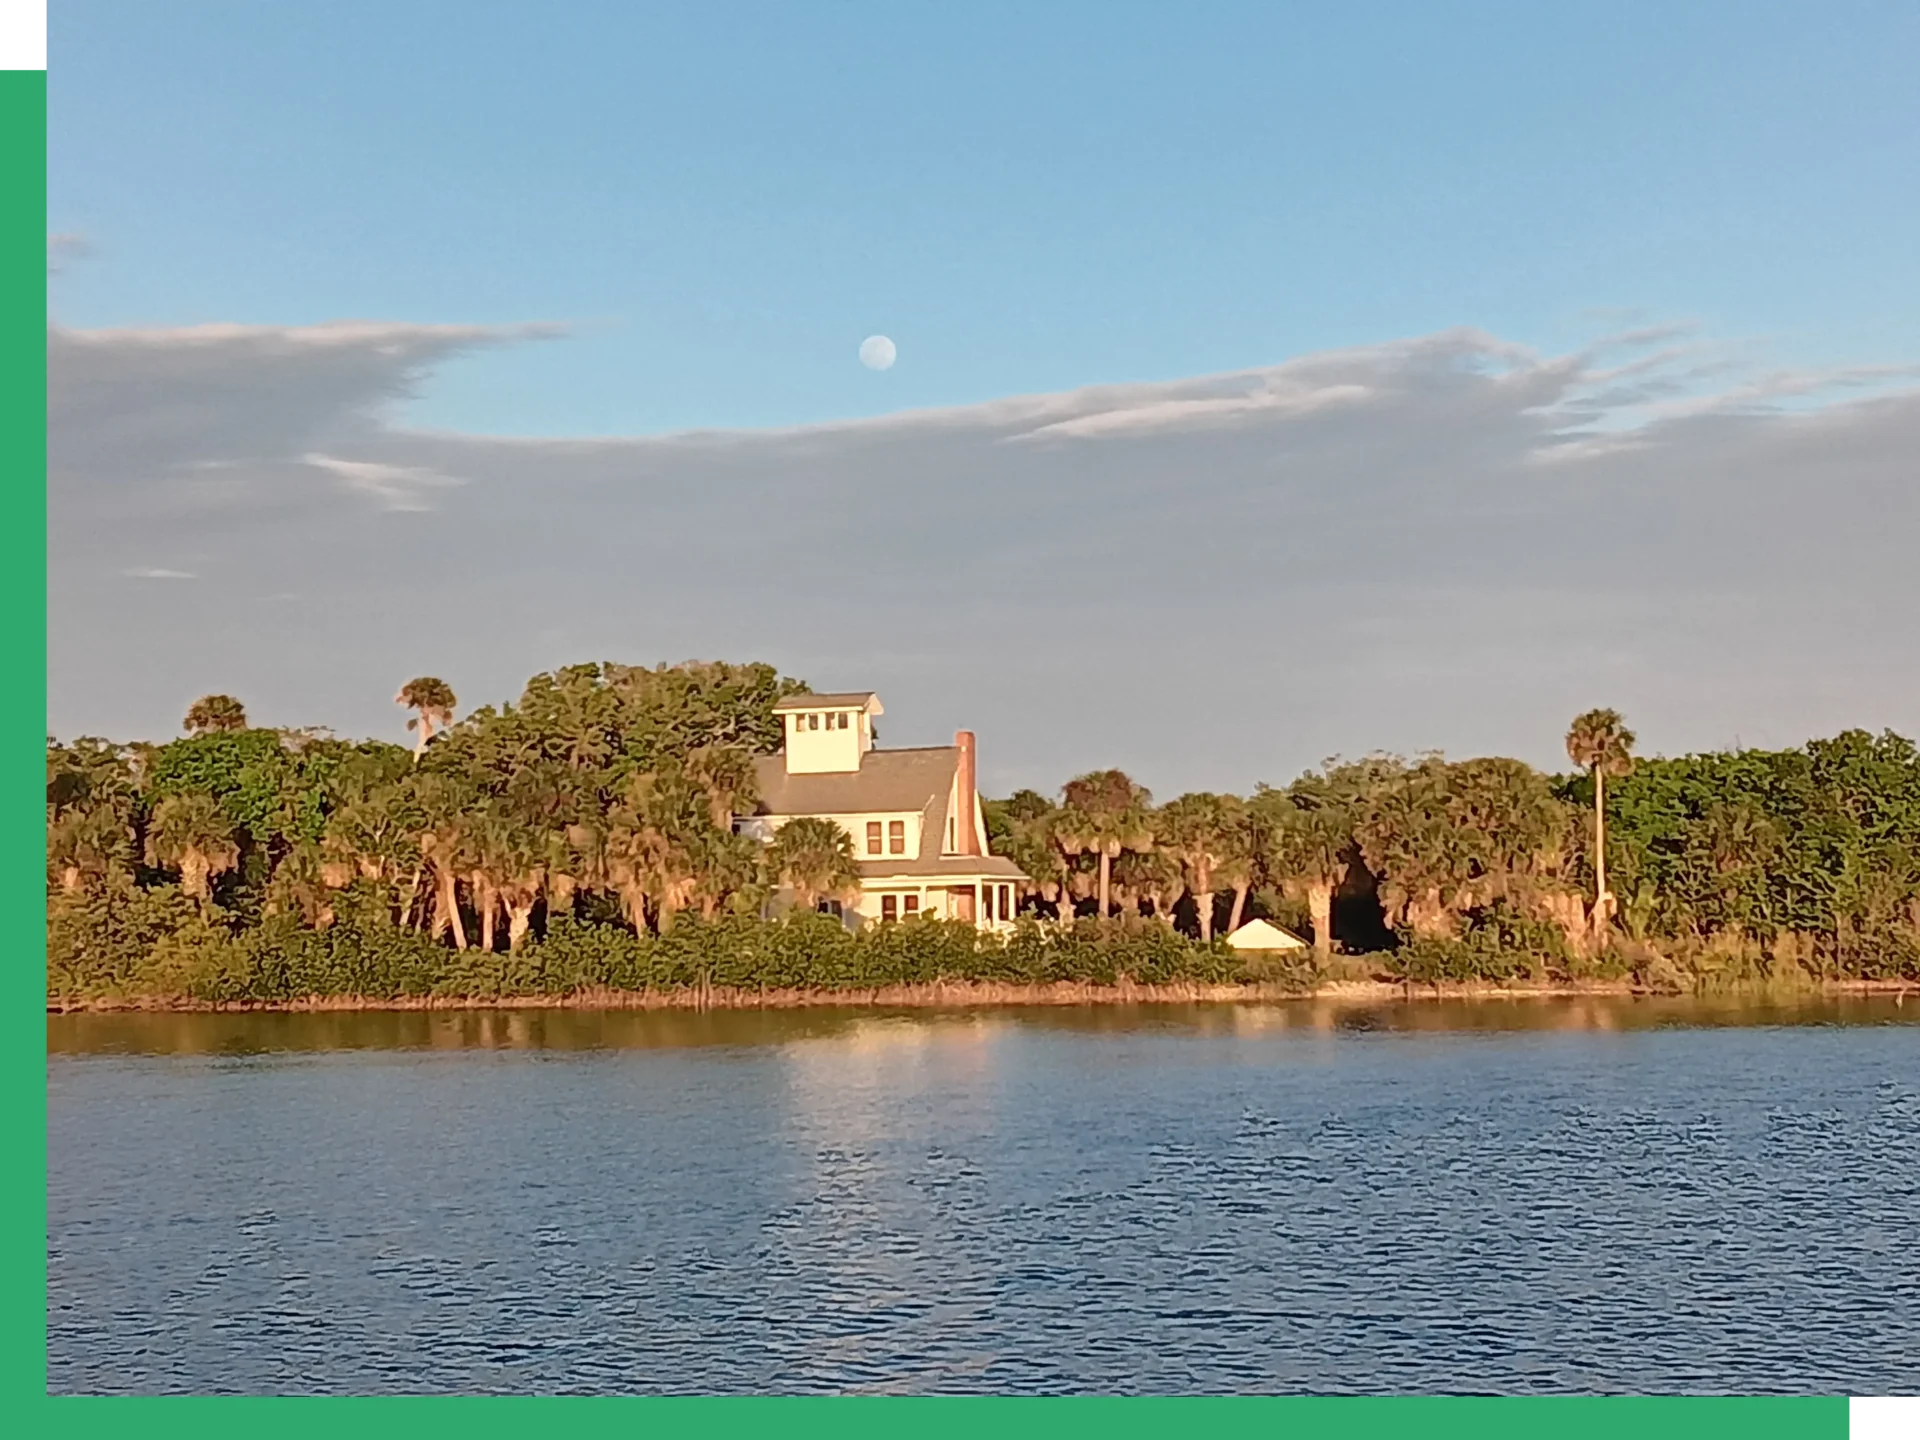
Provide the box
[47,996,1920,1395]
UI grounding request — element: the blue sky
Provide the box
[46,2,1920,787]
[51,1,1920,436]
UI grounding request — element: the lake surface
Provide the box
[48,995,1920,1395]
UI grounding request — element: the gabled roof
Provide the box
[749,746,956,817]
[772,691,879,712]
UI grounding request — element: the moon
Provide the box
[859,335,897,371]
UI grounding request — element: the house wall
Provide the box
[849,878,1019,931]
[745,810,927,861]
[781,707,873,773]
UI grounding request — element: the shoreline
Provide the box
[46,976,1917,1015]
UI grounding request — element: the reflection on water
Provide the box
[46,991,1917,1056]
[48,996,1920,1395]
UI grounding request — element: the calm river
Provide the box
[47,995,1920,1395]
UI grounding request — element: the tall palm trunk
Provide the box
[1591,769,1608,938]
[182,849,211,904]
[506,898,536,952]
[1195,889,1216,942]
[472,873,498,953]
[1097,850,1112,918]
[1308,881,1334,962]
[432,867,469,950]
[397,863,423,929]
[1227,883,1250,936]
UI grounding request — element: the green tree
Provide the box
[47,738,138,893]
[1253,783,1353,962]
[1566,708,1636,938]
[1056,770,1154,920]
[143,792,241,904]
[395,676,458,759]
[183,694,248,735]
[767,816,860,913]
[1157,793,1249,940]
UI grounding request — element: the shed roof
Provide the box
[1224,918,1309,951]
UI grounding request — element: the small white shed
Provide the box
[1224,918,1309,952]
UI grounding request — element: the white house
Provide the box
[736,692,1026,931]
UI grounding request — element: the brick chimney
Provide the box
[954,730,981,856]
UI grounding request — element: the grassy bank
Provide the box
[50,976,1919,1015]
[49,902,1915,1012]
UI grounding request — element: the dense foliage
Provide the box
[46,659,1920,1003]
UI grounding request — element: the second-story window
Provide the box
[808,713,819,731]
[836,712,848,730]
[888,820,905,855]
[866,822,882,856]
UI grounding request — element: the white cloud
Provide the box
[123,567,196,580]
[47,317,1920,791]
[301,453,467,512]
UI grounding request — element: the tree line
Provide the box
[46,660,1920,1002]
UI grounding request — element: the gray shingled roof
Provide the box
[749,747,1023,880]
[771,691,877,711]
[750,747,954,817]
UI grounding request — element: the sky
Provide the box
[46,1,1920,795]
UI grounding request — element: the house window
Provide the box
[998,885,1010,921]
[903,894,919,917]
[836,712,848,729]
[808,713,819,731]
[888,820,905,855]
[881,894,898,922]
[866,822,882,856]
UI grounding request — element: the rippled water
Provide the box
[47,996,1920,1394]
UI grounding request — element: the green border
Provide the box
[15,51,1857,1429]
[9,62,47,1410]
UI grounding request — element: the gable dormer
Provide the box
[773,692,882,775]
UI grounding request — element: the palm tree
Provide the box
[1566,708,1635,938]
[410,772,476,949]
[47,738,138,892]
[396,677,457,759]
[183,694,248,735]
[1157,793,1246,940]
[990,794,1079,922]
[267,842,336,928]
[1056,770,1154,919]
[143,792,241,903]
[1254,785,1352,963]
[767,816,860,913]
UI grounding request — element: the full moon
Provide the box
[859,335,897,371]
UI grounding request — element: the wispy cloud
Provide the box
[301,453,467,512]
[124,567,196,580]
